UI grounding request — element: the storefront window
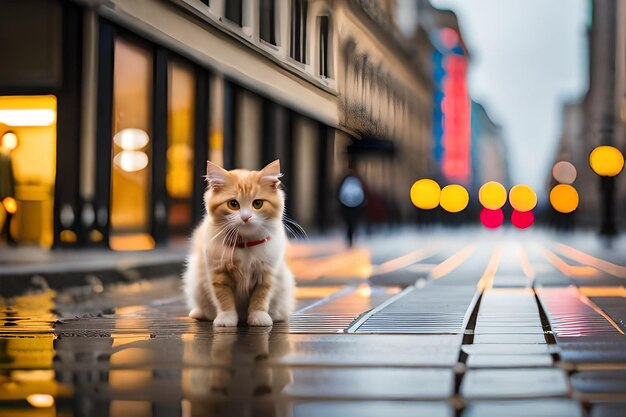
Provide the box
[167,59,195,235]
[0,95,57,247]
[110,37,154,251]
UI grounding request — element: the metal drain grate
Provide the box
[352,285,479,334]
[537,287,623,339]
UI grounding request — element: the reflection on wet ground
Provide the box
[1,233,626,416]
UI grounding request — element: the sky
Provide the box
[429,0,588,192]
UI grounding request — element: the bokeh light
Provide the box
[509,184,537,212]
[480,208,504,229]
[511,209,534,229]
[2,197,17,214]
[440,184,469,213]
[552,161,577,184]
[410,179,441,210]
[1,131,18,150]
[589,146,624,176]
[549,184,579,213]
[478,181,507,210]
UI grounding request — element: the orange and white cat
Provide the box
[183,160,295,327]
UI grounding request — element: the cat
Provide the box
[183,160,295,327]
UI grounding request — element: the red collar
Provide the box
[236,236,271,249]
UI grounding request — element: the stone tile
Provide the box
[293,401,453,417]
[590,403,626,417]
[472,334,547,344]
[572,371,626,394]
[466,354,553,368]
[473,326,545,334]
[284,368,454,399]
[280,334,462,366]
[559,341,626,364]
[462,344,556,355]
[461,369,569,399]
[462,399,583,417]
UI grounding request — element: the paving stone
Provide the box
[473,326,545,334]
[472,333,547,344]
[462,344,557,355]
[461,369,569,399]
[590,403,626,417]
[281,334,462,366]
[284,368,455,399]
[462,399,583,417]
[572,371,626,394]
[466,354,553,368]
[559,341,626,364]
[293,401,453,417]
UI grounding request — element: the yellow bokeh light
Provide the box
[509,184,537,212]
[479,181,507,210]
[440,184,469,213]
[26,394,55,408]
[589,146,624,177]
[2,197,17,214]
[410,179,441,210]
[550,184,579,213]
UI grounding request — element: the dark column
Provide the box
[222,80,237,170]
[93,19,115,247]
[151,48,168,245]
[53,1,83,248]
[192,69,209,224]
[597,0,618,238]
[315,123,332,231]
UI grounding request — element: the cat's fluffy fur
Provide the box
[183,160,295,327]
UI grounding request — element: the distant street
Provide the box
[2,228,626,416]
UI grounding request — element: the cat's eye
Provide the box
[227,200,240,210]
[252,199,264,209]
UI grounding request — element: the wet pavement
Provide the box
[1,229,626,416]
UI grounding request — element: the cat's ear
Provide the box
[206,160,228,191]
[260,160,282,189]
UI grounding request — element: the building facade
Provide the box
[0,0,434,250]
[551,0,626,230]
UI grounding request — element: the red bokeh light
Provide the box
[511,209,534,229]
[480,208,504,229]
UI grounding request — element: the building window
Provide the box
[110,37,154,251]
[167,59,195,236]
[290,0,307,63]
[225,0,243,26]
[319,15,330,77]
[260,0,276,45]
[199,0,209,5]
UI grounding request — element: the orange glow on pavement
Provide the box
[430,244,476,280]
[517,245,535,280]
[555,243,626,279]
[287,247,372,280]
[542,248,600,277]
[477,246,503,290]
[373,245,441,275]
[578,287,626,297]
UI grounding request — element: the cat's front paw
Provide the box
[213,311,238,327]
[248,311,273,327]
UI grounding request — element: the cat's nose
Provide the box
[241,215,252,223]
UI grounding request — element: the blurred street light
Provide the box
[478,181,506,210]
[410,179,440,210]
[589,145,624,238]
[549,184,579,214]
[509,184,537,212]
[440,184,469,213]
[552,161,577,184]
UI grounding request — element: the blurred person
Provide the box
[0,131,17,246]
[338,159,367,247]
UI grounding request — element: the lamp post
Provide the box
[589,145,624,237]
